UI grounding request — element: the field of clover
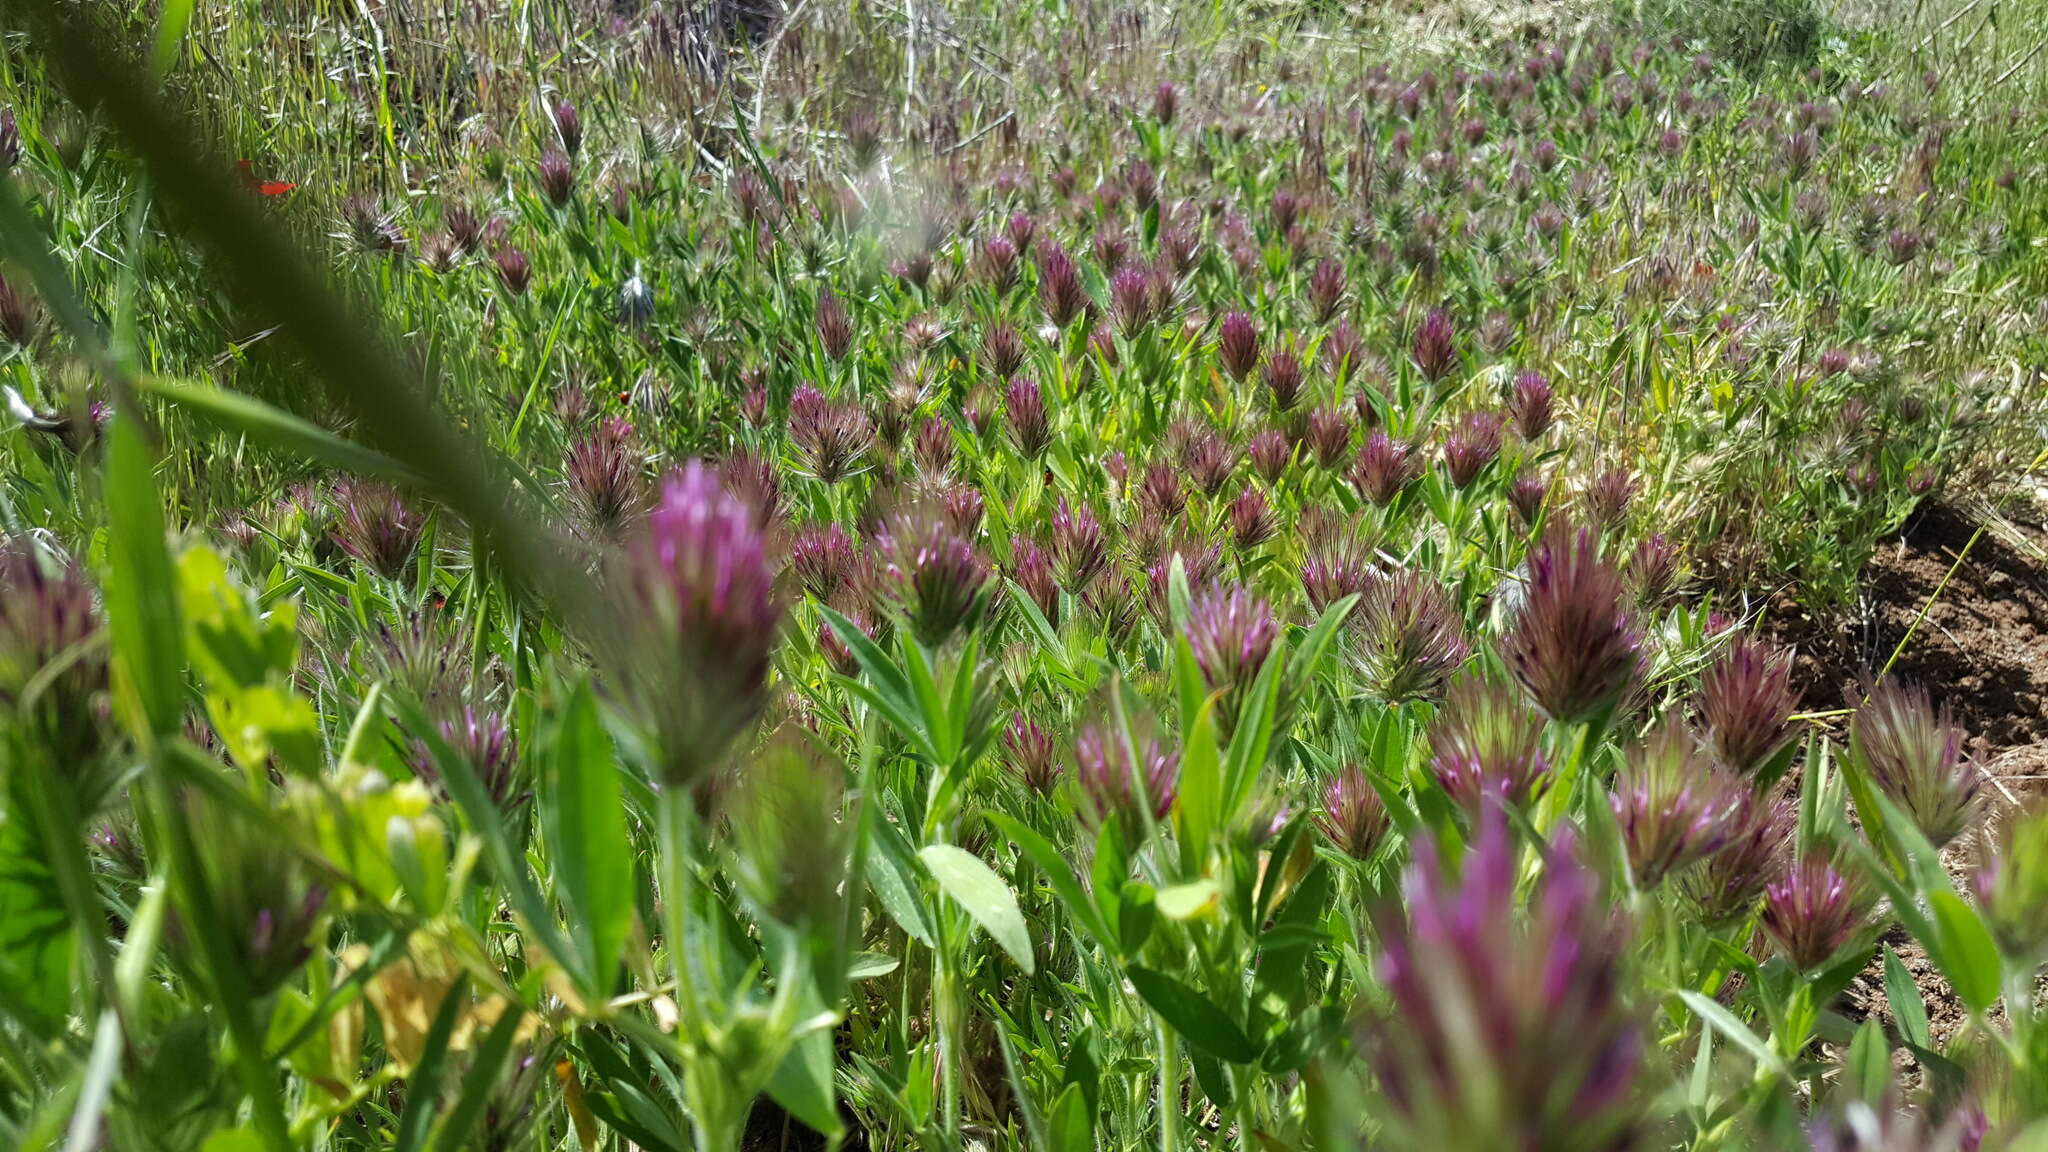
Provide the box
[1,0,2047,1148]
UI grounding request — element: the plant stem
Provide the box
[1158,1016,1179,1152]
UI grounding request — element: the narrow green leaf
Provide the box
[140,379,417,483]
[1882,947,1930,1051]
[920,844,1034,975]
[866,813,936,946]
[847,951,901,980]
[544,681,633,999]
[1125,967,1257,1064]
[767,1025,844,1141]
[1928,891,2001,1015]
[1845,1017,1890,1105]
[1675,990,1789,1079]
[104,415,184,741]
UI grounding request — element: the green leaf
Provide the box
[1845,1017,1890,1105]
[139,378,417,483]
[866,811,936,947]
[983,811,1112,948]
[543,681,633,1000]
[1156,879,1220,921]
[766,1025,844,1140]
[1882,947,1930,1051]
[1125,967,1258,1064]
[920,845,1034,975]
[1046,1083,1092,1152]
[1928,890,2001,1015]
[1676,990,1789,1079]
[104,414,184,742]
[847,951,901,980]
[0,785,72,1025]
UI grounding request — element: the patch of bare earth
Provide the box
[1764,496,2048,1080]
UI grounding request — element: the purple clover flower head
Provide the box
[1510,370,1554,439]
[1504,527,1646,725]
[940,483,986,539]
[1248,427,1293,483]
[1974,804,2048,964]
[1324,319,1368,386]
[913,417,955,476]
[1354,570,1470,703]
[1582,467,1640,533]
[788,386,874,484]
[818,610,876,677]
[1262,351,1305,414]
[537,147,575,206]
[1037,244,1088,329]
[1004,713,1063,796]
[876,511,991,647]
[1153,81,1178,124]
[1217,310,1261,382]
[1306,258,1345,324]
[1305,405,1352,470]
[1441,410,1505,489]
[1228,487,1278,550]
[418,707,522,807]
[718,448,783,529]
[1185,584,1279,699]
[789,522,859,599]
[1410,307,1458,383]
[1145,538,1222,625]
[1004,376,1052,459]
[815,289,854,360]
[1610,719,1746,889]
[982,323,1027,379]
[565,417,644,538]
[1073,722,1179,828]
[1761,853,1871,971]
[1137,460,1186,519]
[331,479,425,580]
[623,462,783,783]
[1301,519,1375,616]
[1318,766,1391,860]
[493,246,532,295]
[1850,680,1983,849]
[1682,787,1795,924]
[1183,428,1238,497]
[981,235,1020,292]
[1699,635,1802,778]
[1049,498,1109,591]
[1625,534,1678,604]
[1367,802,1643,1150]
[1427,667,1550,812]
[1508,469,1548,526]
[551,97,583,155]
[0,541,107,758]
[1109,265,1156,339]
[1009,535,1059,624]
[1350,429,1422,506]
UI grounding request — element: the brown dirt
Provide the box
[1761,496,2048,1075]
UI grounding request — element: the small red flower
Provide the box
[235,160,298,197]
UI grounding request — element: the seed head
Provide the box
[1699,635,1802,778]
[1850,680,1982,849]
[1073,722,1179,828]
[551,98,583,155]
[1248,428,1293,483]
[1262,351,1306,414]
[816,290,855,360]
[1974,804,2048,964]
[493,247,532,295]
[1318,766,1391,860]
[1350,430,1423,506]
[1010,536,1059,624]
[537,148,575,206]
[1510,371,1554,439]
[1228,487,1278,551]
[1185,584,1279,700]
[1037,244,1089,329]
[331,480,425,580]
[1183,427,1237,497]
[565,417,645,537]
[1442,410,1505,488]
[1367,804,1643,1151]
[1217,310,1260,382]
[1137,459,1186,518]
[622,462,783,782]
[1503,527,1645,725]
[1611,720,1746,889]
[1427,668,1550,811]
[789,522,860,599]
[1306,258,1345,324]
[875,511,991,646]
[1410,307,1458,383]
[1682,788,1795,924]
[1761,853,1871,971]
[1004,714,1063,796]
[1353,570,1470,703]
